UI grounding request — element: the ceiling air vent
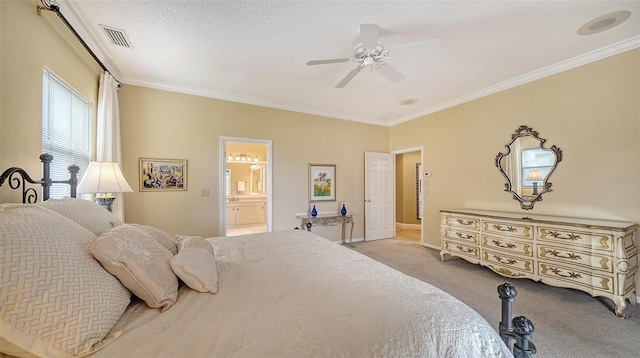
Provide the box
[99,25,133,48]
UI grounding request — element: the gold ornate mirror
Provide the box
[495,126,562,210]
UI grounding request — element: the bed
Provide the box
[1,154,535,357]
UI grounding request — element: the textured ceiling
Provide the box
[60,0,640,126]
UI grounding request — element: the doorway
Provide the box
[220,137,272,236]
[393,147,423,244]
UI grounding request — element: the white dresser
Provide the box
[440,209,638,318]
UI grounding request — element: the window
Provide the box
[520,148,554,187]
[41,69,93,199]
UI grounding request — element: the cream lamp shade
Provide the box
[77,162,133,212]
[78,161,134,194]
[525,170,543,182]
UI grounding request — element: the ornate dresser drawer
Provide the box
[483,248,534,275]
[442,214,480,231]
[538,227,613,252]
[442,241,479,260]
[483,220,533,240]
[537,244,613,272]
[440,209,638,318]
[538,262,613,294]
[441,228,479,244]
[482,235,533,256]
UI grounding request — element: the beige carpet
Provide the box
[347,238,640,358]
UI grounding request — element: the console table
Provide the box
[440,209,638,318]
[297,213,356,244]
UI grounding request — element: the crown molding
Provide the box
[389,36,640,126]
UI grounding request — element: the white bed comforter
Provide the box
[95,230,512,357]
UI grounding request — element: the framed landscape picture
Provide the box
[309,163,336,202]
[139,158,187,191]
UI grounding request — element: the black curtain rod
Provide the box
[38,0,122,88]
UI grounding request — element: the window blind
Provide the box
[41,69,92,199]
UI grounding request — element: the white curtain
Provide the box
[96,72,126,220]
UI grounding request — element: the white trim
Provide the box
[422,243,441,251]
[120,36,638,128]
[396,222,421,230]
[389,36,640,126]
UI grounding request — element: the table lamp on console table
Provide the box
[77,161,133,212]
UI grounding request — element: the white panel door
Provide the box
[365,152,394,240]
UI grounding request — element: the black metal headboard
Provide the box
[0,153,79,203]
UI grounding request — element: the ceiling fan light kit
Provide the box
[306,23,439,88]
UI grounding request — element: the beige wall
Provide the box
[118,86,389,240]
[390,48,640,249]
[0,0,101,202]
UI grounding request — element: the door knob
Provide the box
[366,199,371,202]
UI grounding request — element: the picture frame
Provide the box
[139,158,187,192]
[309,163,336,202]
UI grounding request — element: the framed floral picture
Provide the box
[139,158,187,191]
[309,164,336,202]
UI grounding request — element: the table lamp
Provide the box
[77,161,133,212]
[525,169,543,195]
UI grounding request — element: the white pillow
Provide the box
[171,236,219,293]
[131,223,177,255]
[0,205,131,357]
[39,197,123,237]
[91,224,179,311]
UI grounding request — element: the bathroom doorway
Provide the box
[220,137,272,236]
[393,148,423,244]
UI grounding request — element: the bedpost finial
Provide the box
[497,283,517,300]
[512,316,534,336]
[40,153,53,163]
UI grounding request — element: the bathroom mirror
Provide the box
[495,125,562,210]
[250,164,266,195]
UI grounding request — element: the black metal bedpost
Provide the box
[512,316,535,358]
[497,282,516,345]
[497,283,536,356]
[68,165,79,198]
[39,154,53,201]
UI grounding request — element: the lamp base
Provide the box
[95,197,116,212]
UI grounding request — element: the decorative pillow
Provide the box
[170,236,219,293]
[0,205,131,357]
[39,197,123,237]
[131,223,177,255]
[91,224,178,311]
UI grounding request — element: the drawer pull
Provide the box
[549,267,582,279]
[493,255,517,265]
[455,245,475,254]
[544,249,581,261]
[456,219,475,226]
[493,224,517,232]
[548,231,581,241]
[456,232,474,240]
[492,240,516,249]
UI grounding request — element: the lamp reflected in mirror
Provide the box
[525,169,543,195]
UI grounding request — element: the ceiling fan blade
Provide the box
[306,58,351,66]
[335,67,362,88]
[360,23,379,50]
[390,39,440,58]
[376,63,405,84]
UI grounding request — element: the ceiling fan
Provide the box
[306,24,440,88]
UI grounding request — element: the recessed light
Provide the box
[399,98,418,106]
[577,10,631,36]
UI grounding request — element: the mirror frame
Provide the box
[495,125,563,210]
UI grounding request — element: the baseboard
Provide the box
[396,222,421,230]
[637,296,640,304]
[422,243,441,251]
